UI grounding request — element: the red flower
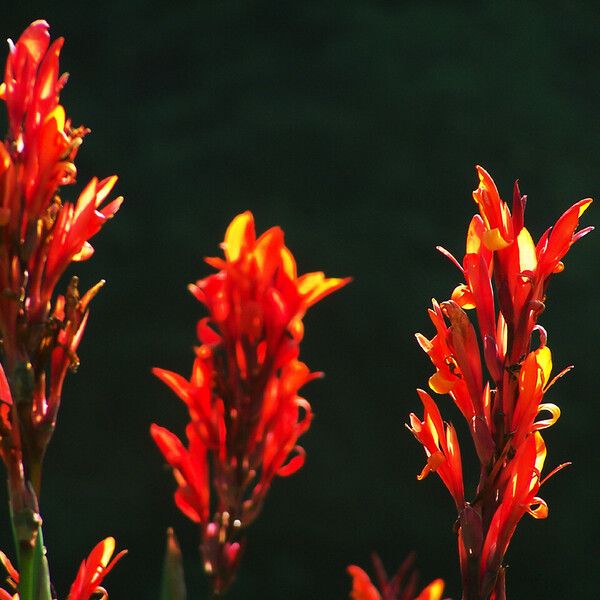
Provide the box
[152,211,349,594]
[151,423,209,524]
[411,167,589,598]
[347,554,445,600]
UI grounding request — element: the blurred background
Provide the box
[1,2,599,598]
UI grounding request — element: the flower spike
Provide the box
[152,211,348,594]
[0,20,122,599]
[410,167,591,598]
[0,21,122,502]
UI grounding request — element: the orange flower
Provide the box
[407,389,464,509]
[0,538,125,600]
[412,167,590,599]
[67,538,126,600]
[152,211,348,594]
[188,211,349,345]
[480,433,550,592]
[347,554,445,600]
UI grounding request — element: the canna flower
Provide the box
[0,537,125,600]
[347,554,445,600]
[152,211,349,594]
[0,20,122,504]
[67,537,126,600]
[0,20,122,599]
[411,167,590,599]
[151,423,209,524]
[479,432,550,593]
[406,389,464,509]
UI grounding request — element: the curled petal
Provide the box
[417,450,445,480]
[428,371,455,395]
[277,445,306,477]
[526,496,549,519]
[451,283,476,309]
[532,403,561,431]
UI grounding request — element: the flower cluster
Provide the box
[409,166,591,598]
[0,20,122,498]
[152,211,349,593]
[347,554,445,600]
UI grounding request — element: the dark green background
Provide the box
[1,2,599,598]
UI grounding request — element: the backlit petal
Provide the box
[223,211,255,261]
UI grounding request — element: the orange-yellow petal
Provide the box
[280,245,297,279]
[535,345,552,387]
[297,272,351,307]
[223,211,255,262]
[526,496,549,519]
[415,579,445,600]
[533,403,561,431]
[517,227,537,272]
[451,283,476,309]
[482,227,510,251]
[417,450,446,480]
[428,371,455,394]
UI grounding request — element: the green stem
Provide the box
[18,536,36,600]
[34,525,51,600]
[12,512,51,600]
[6,362,52,600]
